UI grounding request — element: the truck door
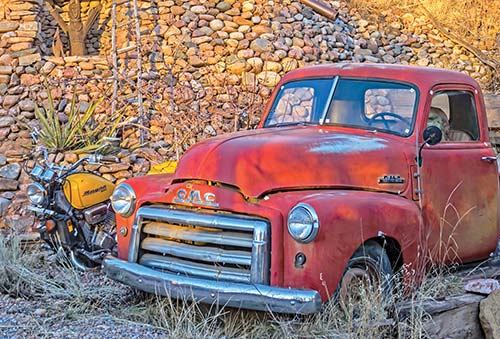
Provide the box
[420,87,499,264]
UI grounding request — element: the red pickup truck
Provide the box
[103,64,500,314]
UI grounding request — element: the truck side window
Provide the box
[429,91,479,142]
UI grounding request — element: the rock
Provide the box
[250,38,274,54]
[465,279,500,295]
[99,163,130,174]
[78,102,90,113]
[79,62,94,70]
[242,2,255,12]
[0,54,13,66]
[2,97,19,110]
[192,36,212,44]
[64,152,78,163]
[10,42,32,52]
[164,25,181,37]
[189,55,206,67]
[0,116,16,128]
[242,72,256,86]
[170,5,185,15]
[416,58,430,66]
[234,17,252,26]
[263,61,282,72]
[0,155,6,166]
[216,1,231,11]
[193,26,213,37]
[191,5,207,14]
[257,71,281,87]
[40,61,55,74]
[382,54,396,63]
[18,99,35,111]
[0,163,21,180]
[0,21,19,33]
[0,128,10,140]
[225,8,240,16]
[63,68,78,78]
[237,49,254,59]
[209,19,224,31]
[18,53,41,66]
[113,170,131,179]
[0,65,12,75]
[252,25,273,35]
[247,57,263,72]
[0,178,18,191]
[358,19,369,28]
[226,56,247,75]
[480,290,500,339]
[0,197,10,216]
[19,22,38,31]
[20,74,39,86]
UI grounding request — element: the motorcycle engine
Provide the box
[83,203,116,251]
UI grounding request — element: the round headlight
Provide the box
[287,203,319,243]
[111,183,136,217]
[27,182,47,205]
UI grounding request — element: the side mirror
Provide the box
[418,126,443,167]
[422,126,442,145]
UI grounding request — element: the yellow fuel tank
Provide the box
[63,173,115,210]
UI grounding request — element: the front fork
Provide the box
[35,217,77,251]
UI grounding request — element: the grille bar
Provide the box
[139,253,251,283]
[143,222,253,248]
[141,238,252,266]
[138,208,258,231]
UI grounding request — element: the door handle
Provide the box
[481,156,497,162]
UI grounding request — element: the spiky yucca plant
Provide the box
[34,87,102,152]
[33,86,124,153]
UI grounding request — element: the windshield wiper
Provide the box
[266,121,318,128]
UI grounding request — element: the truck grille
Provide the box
[128,206,270,284]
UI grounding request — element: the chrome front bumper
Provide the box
[103,256,322,314]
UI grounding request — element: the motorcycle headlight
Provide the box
[111,183,136,217]
[27,182,47,205]
[287,203,319,243]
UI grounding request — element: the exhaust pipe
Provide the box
[300,0,338,20]
[70,250,91,271]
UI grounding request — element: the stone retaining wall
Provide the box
[1,0,500,227]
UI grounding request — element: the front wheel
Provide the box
[337,240,394,311]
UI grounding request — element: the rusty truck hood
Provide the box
[173,126,412,198]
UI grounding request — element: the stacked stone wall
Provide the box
[0,0,499,227]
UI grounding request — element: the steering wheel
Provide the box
[367,112,410,130]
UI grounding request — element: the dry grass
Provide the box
[0,232,473,339]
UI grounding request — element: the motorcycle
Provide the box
[25,142,120,270]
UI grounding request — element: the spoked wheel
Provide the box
[337,240,394,315]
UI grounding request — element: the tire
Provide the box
[337,240,394,311]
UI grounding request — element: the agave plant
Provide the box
[33,86,122,153]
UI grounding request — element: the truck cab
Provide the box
[104,64,500,314]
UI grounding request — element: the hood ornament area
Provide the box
[173,188,219,207]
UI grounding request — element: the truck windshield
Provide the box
[264,78,418,136]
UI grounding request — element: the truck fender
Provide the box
[281,190,422,301]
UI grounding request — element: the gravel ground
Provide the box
[0,294,169,339]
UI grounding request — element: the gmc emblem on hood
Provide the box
[173,188,219,207]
